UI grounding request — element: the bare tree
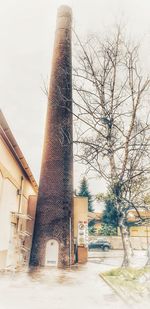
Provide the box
[73,27,150,266]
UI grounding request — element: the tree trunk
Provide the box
[119,223,132,267]
[145,242,150,266]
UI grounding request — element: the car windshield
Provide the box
[96,240,104,243]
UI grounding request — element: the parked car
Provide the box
[88,239,111,251]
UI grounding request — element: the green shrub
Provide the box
[88,226,96,235]
[99,223,117,236]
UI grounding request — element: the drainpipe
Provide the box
[69,216,72,267]
[17,176,24,266]
[18,176,24,214]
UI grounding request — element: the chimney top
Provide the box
[57,5,72,18]
[56,5,72,30]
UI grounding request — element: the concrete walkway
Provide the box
[0,251,148,309]
[0,262,125,309]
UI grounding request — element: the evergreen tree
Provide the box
[102,194,118,228]
[78,177,94,212]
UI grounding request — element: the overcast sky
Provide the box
[0,0,150,196]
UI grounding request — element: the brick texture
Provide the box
[29,6,74,268]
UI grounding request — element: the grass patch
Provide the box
[103,267,150,279]
[101,267,150,304]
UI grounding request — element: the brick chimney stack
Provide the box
[30,5,73,267]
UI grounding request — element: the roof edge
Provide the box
[0,110,38,193]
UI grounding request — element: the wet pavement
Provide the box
[0,250,149,309]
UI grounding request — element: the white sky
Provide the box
[0,0,150,197]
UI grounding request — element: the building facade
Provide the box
[74,196,88,263]
[0,111,37,269]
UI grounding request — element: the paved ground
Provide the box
[0,250,149,309]
[88,249,148,267]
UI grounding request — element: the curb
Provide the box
[99,273,131,306]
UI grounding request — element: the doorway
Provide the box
[45,239,59,266]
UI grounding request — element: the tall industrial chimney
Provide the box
[30,5,73,267]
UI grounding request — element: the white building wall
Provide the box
[0,136,36,268]
[0,178,18,251]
